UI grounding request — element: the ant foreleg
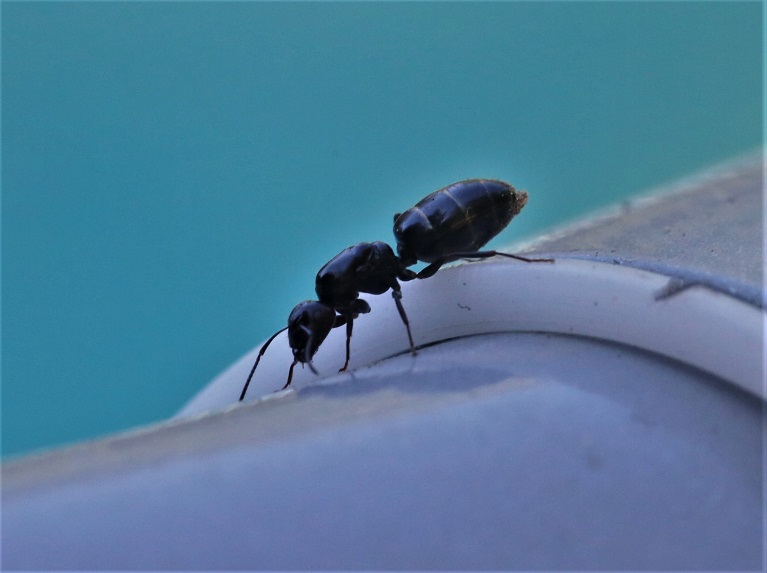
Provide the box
[240,326,288,401]
[338,300,370,372]
[281,359,299,390]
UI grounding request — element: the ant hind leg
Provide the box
[442,251,554,264]
[415,260,444,280]
[490,251,554,263]
[391,289,417,355]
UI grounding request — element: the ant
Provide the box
[239,179,553,401]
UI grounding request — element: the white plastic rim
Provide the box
[178,258,765,416]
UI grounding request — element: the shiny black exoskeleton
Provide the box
[394,179,538,279]
[239,300,345,400]
[239,242,416,400]
[315,241,418,368]
[239,179,552,401]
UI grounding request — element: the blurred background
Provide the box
[2,2,761,458]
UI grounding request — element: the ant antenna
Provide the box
[239,326,288,401]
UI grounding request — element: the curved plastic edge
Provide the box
[177,258,765,417]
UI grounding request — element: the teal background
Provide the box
[2,2,762,458]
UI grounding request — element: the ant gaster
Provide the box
[239,179,553,401]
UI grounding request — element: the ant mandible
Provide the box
[239,179,553,401]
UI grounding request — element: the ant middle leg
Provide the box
[339,316,354,372]
[391,289,416,355]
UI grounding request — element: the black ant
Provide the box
[239,179,553,401]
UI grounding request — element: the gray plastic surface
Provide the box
[178,257,764,413]
[522,151,764,308]
[3,333,763,569]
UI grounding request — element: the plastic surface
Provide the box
[3,333,763,569]
[179,257,764,414]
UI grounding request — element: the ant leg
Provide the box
[281,359,298,390]
[448,250,554,263]
[240,326,288,401]
[491,251,554,263]
[412,250,552,283]
[398,268,418,282]
[338,300,371,372]
[391,290,417,355]
[350,299,372,317]
[339,315,354,372]
[331,312,350,373]
[415,260,445,280]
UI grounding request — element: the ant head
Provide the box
[239,300,338,401]
[287,300,338,364]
